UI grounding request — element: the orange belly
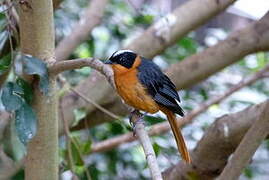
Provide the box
[114,68,159,114]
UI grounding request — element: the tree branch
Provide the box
[88,64,269,153]
[55,0,108,61]
[0,148,24,180]
[126,0,237,58]
[130,111,163,180]
[49,57,115,87]
[167,11,269,89]
[217,102,269,180]
[50,58,96,74]
[163,100,269,180]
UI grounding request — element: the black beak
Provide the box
[104,59,113,64]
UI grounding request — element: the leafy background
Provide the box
[0,0,269,179]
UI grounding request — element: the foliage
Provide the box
[22,55,49,95]
[1,82,25,111]
[1,81,36,145]
[0,55,49,145]
[14,103,37,145]
[0,53,11,75]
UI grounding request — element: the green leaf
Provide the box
[81,140,92,154]
[73,108,87,126]
[109,121,125,135]
[199,88,208,100]
[15,103,37,145]
[0,12,6,31]
[179,37,198,53]
[70,137,84,166]
[1,82,24,111]
[134,14,154,25]
[16,78,33,104]
[243,166,254,178]
[0,53,11,74]
[144,115,165,126]
[73,165,85,176]
[22,55,49,95]
[153,142,161,156]
[0,13,5,20]
[11,169,25,180]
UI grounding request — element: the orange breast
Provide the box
[113,67,159,114]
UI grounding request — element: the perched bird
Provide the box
[104,50,191,163]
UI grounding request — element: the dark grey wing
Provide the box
[137,58,184,116]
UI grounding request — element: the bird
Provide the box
[104,50,191,163]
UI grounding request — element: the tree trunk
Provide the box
[18,0,58,179]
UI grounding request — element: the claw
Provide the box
[129,110,145,137]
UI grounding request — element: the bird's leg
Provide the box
[129,110,145,136]
[128,110,136,127]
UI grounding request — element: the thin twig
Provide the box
[217,101,269,180]
[126,0,143,15]
[69,135,92,180]
[70,88,120,120]
[90,64,269,153]
[4,0,19,40]
[60,98,76,173]
[130,111,163,180]
[60,98,92,180]
[10,1,19,24]
[0,0,19,13]
[58,75,120,120]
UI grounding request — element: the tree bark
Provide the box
[167,11,269,89]
[126,0,237,58]
[163,100,269,180]
[217,102,269,180]
[19,0,58,179]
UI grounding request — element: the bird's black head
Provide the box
[104,50,137,69]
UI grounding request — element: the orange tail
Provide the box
[160,107,191,163]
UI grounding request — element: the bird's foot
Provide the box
[129,110,145,137]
